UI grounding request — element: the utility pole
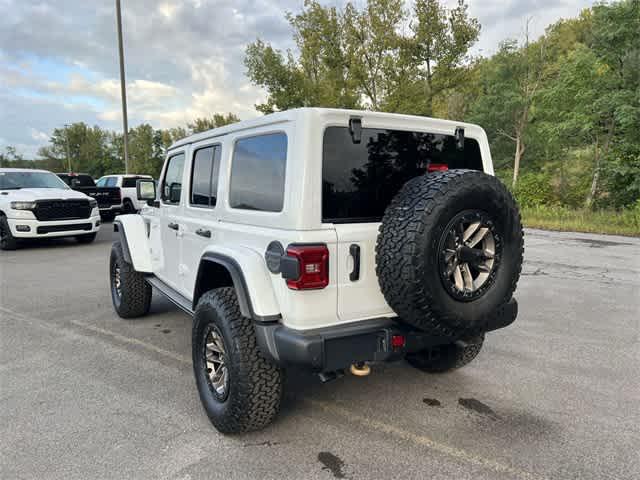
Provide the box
[116,0,129,173]
[64,124,72,172]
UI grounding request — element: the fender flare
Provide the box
[194,249,281,323]
[113,215,153,272]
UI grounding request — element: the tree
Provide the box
[342,0,405,110]
[244,0,479,115]
[540,0,639,207]
[411,0,480,115]
[188,113,240,133]
[128,124,165,176]
[469,25,546,188]
[36,123,110,177]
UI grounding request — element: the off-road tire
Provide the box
[376,170,523,336]
[109,241,152,318]
[192,287,283,434]
[406,335,484,373]
[76,232,97,244]
[0,214,18,250]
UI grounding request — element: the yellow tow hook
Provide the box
[350,362,371,377]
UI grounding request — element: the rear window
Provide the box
[229,133,287,212]
[322,127,483,223]
[58,174,95,187]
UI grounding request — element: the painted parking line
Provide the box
[1,304,545,479]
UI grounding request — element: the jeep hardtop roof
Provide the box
[168,107,484,151]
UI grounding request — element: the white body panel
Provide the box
[119,109,493,331]
[115,214,153,272]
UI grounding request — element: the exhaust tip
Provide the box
[350,362,371,377]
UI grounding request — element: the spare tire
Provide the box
[375,169,523,337]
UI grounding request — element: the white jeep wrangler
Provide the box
[109,108,523,434]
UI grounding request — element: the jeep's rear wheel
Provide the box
[192,287,283,433]
[376,170,523,337]
[109,241,152,318]
[406,335,484,373]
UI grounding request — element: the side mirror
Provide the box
[137,179,157,206]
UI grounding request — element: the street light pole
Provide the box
[115,0,129,174]
[64,124,72,173]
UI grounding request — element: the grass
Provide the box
[521,205,640,237]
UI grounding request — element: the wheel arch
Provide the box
[193,249,281,323]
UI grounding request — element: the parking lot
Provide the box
[1,226,638,480]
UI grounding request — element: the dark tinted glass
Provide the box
[73,175,95,187]
[190,146,221,207]
[322,127,482,222]
[0,171,69,190]
[161,153,185,204]
[229,133,287,212]
[122,177,146,188]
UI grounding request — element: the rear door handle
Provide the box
[168,222,179,230]
[349,244,360,281]
[195,228,211,238]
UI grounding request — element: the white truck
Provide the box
[109,108,524,434]
[96,174,153,216]
[0,168,101,250]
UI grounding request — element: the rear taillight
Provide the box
[285,245,329,290]
[427,163,448,172]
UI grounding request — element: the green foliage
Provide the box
[600,142,640,208]
[244,0,479,115]
[510,171,556,208]
[188,113,240,133]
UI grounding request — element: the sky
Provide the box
[0,0,596,158]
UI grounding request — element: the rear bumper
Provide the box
[255,298,518,372]
[7,215,101,238]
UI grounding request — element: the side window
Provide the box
[190,145,221,207]
[161,153,186,204]
[105,177,117,187]
[229,133,287,212]
[96,177,106,187]
[122,177,139,188]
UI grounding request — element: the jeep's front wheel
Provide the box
[109,241,152,318]
[192,287,283,433]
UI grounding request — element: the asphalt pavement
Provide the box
[1,226,639,480]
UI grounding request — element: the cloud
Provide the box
[1,0,595,158]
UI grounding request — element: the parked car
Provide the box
[96,174,153,214]
[57,172,122,221]
[109,108,524,434]
[0,168,101,250]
